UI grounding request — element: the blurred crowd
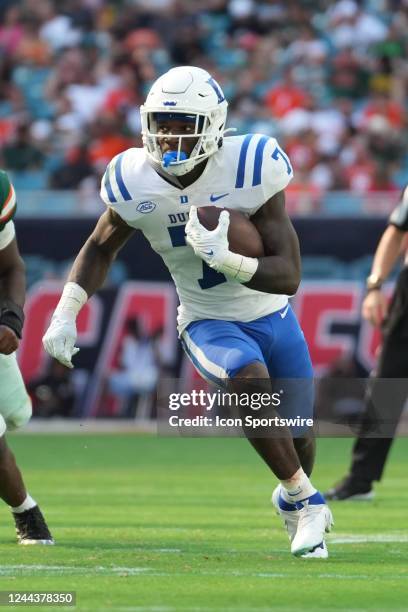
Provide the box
[0,0,407,212]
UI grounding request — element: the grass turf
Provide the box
[0,435,407,611]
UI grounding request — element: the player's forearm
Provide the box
[0,255,25,308]
[247,192,302,294]
[49,238,114,326]
[370,225,404,281]
[67,237,115,298]
[52,210,134,324]
[244,256,300,294]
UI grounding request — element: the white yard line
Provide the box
[329,533,408,544]
[15,418,157,434]
[0,565,407,582]
[0,565,152,576]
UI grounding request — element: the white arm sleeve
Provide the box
[0,221,15,250]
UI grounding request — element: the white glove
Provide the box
[185,206,259,283]
[42,311,80,369]
[185,206,230,271]
[42,281,88,368]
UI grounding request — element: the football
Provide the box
[196,206,264,258]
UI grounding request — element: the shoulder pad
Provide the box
[233,134,292,192]
[100,151,133,205]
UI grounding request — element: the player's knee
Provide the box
[232,360,268,379]
[6,396,32,431]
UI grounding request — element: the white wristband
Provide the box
[54,282,88,320]
[218,252,258,283]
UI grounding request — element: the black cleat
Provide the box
[13,506,54,545]
[324,475,374,501]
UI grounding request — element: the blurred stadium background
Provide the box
[1,0,407,420]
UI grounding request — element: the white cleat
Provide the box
[271,484,298,542]
[19,538,54,546]
[290,493,334,558]
[301,541,328,559]
[272,485,331,559]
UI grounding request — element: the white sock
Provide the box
[11,494,37,514]
[280,468,316,504]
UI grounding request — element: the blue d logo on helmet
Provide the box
[140,66,229,177]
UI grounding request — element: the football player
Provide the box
[43,66,332,558]
[0,170,53,544]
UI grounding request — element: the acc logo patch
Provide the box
[137,201,156,214]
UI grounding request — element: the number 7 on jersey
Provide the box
[167,224,227,289]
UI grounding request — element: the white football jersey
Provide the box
[100,134,293,334]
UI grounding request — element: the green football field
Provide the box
[0,434,407,611]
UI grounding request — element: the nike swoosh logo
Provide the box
[202,250,214,256]
[279,305,290,319]
[210,193,229,202]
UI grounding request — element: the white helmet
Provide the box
[140,66,228,176]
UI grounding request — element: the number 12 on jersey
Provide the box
[167,225,227,290]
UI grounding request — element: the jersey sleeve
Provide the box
[260,137,293,202]
[100,151,134,209]
[232,135,293,216]
[0,220,15,250]
[0,170,17,231]
[388,185,408,231]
